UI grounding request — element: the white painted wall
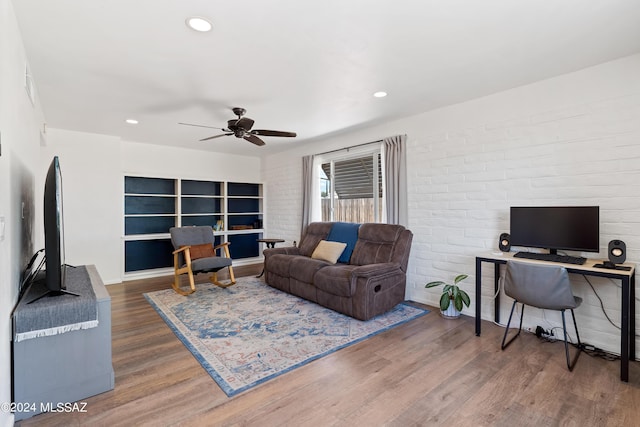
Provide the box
[41,130,262,284]
[264,53,640,355]
[0,0,46,425]
[0,9,262,419]
[39,130,123,284]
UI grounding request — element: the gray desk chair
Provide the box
[169,226,236,295]
[501,260,582,371]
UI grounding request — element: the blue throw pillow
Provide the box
[326,222,360,263]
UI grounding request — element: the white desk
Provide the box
[475,252,636,382]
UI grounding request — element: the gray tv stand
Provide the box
[12,265,114,421]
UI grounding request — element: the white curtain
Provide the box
[383,135,408,226]
[301,155,314,236]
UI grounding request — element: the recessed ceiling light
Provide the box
[186,17,212,32]
[373,91,388,98]
[125,119,139,125]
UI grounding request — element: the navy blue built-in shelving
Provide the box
[123,177,263,275]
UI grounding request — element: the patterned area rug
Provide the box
[144,277,428,397]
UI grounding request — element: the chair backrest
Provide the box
[504,261,578,310]
[169,226,215,250]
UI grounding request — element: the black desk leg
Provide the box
[476,258,482,336]
[621,276,630,382]
[494,263,501,325]
[631,273,636,361]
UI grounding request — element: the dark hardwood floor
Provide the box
[16,264,640,426]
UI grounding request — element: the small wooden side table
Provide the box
[257,238,285,277]
[257,238,285,249]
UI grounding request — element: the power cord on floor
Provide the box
[576,342,620,361]
[531,327,620,362]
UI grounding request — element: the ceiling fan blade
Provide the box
[178,122,224,130]
[200,133,233,142]
[244,134,265,146]
[236,117,255,131]
[252,129,297,138]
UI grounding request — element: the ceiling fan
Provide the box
[179,107,297,146]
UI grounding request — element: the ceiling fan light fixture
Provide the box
[186,17,212,32]
[373,91,388,98]
[181,107,296,146]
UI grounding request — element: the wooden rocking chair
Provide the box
[169,226,236,295]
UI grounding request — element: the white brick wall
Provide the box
[405,91,640,353]
[263,53,640,355]
[264,154,304,246]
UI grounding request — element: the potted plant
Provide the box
[425,274,471,319]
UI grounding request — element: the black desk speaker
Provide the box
[499,233,511,252]
[608,240,626,264]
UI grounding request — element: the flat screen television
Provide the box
[510,206,600,254]
[26,156,78,303]
[44,156,66,292]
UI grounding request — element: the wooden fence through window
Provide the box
[321,198,381,223]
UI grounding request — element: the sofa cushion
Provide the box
[266,254,301,277]
[290,257,331,283]
[298,222,333,257]
[313,264,358,297]
[311,240,347,264]
[350,223,404,265]
[326,222,360,263]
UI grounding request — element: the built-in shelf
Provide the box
[123,177,264,275]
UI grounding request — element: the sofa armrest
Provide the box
[351,262,402,278]
[349,262,407,320]
[263,247,301,258]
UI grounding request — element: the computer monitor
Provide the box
[510,206,600,254]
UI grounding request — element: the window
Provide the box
[318,149,383,223]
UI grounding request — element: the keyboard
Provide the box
[513,252,586,265]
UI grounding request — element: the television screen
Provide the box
[43,156,66,291]
[510,206,599,253]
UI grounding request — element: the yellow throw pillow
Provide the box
[311,240,347,264]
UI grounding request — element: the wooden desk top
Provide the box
[478,251,635,277]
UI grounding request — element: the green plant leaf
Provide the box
[425,281,446,288]
[459,289,471,307]
[439,293,450,311]
[451,286,459,299]
[454,294,464,311]
[442,284,453,295]
[454,274,468,285]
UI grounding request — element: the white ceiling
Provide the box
[12,0,640,157]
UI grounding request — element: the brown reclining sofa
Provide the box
[263,222,413,320]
